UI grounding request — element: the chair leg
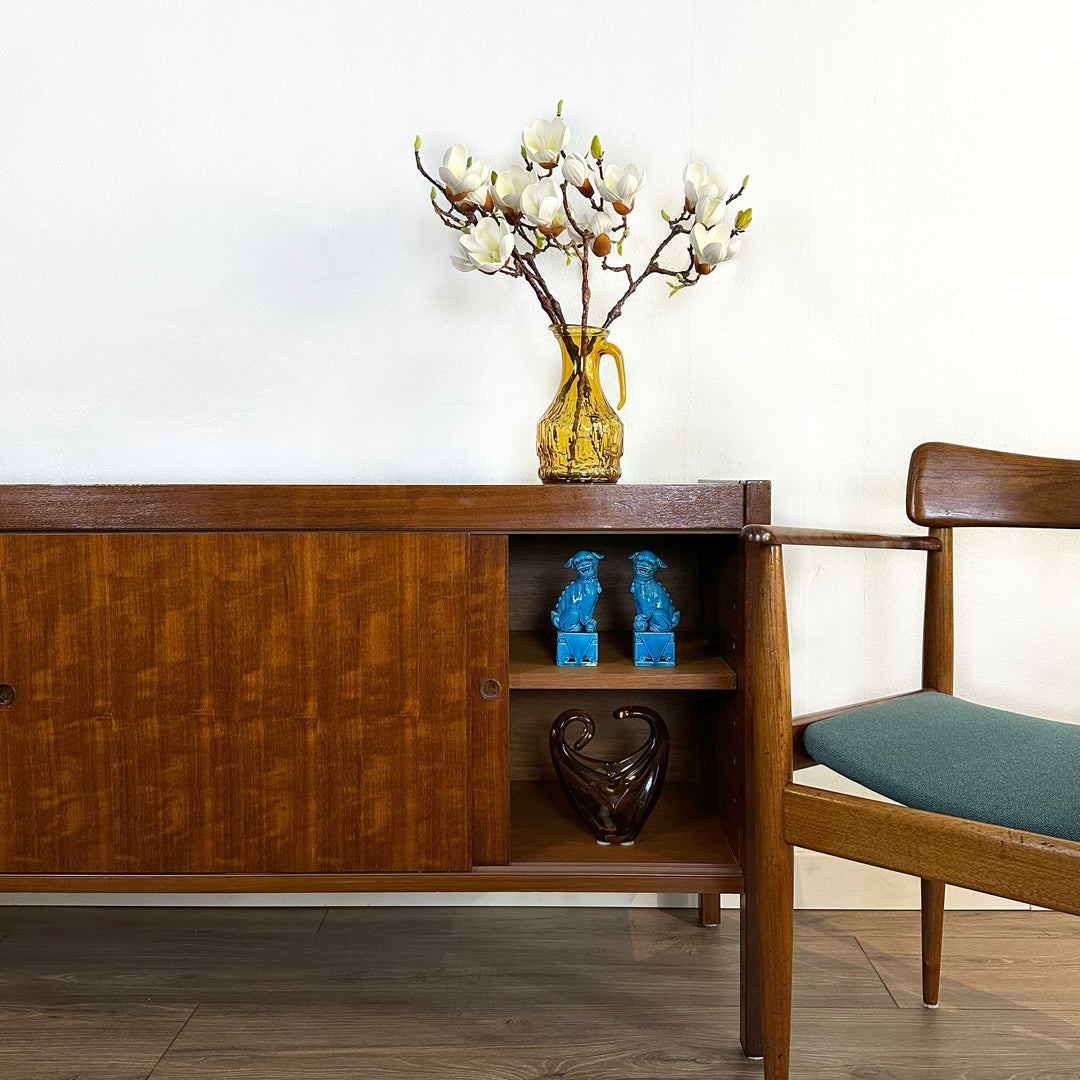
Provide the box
[921,877,946,1007]
[756,838,794,1079]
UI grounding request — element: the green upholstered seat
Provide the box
[802,692,1080,842]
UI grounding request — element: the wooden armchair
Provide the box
[741,442,1080,1080]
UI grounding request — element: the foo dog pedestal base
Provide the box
[634,631,675,666]
[556,632,598,666]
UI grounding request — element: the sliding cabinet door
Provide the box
[0,532,471,873]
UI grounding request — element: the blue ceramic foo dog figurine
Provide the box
[552,550,604,665]
[629,550,680,666]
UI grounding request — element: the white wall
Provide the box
[3,0,1079,908]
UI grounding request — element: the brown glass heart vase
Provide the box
[549,705,669,845]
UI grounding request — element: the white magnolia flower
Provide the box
[690,222,739,273]
[451,217,514,274]
[581,207,615,236]
[580,206,615,255]
[595,163,645,215]
[520,176,568,236]
[694,188,728,229]
[439,142,491,205]
[522,117,570,168]
[492,165,532,220]
[684,161,728,210]
[463,182,494,213]
[561,152,594,195]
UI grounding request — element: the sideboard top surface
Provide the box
[0,483,767,533]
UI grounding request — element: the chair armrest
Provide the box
[741,524,942,551]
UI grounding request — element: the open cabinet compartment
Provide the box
[505,532,742,887]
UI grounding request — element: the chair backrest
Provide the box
[907,442,1080,529]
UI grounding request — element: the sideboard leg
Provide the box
[697,892,721,926]
[740,883,764,1058]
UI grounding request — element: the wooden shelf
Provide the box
[508,630,736,690]
[510,781,739,874]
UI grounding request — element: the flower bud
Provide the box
[561,153,588,187]
[592,233,612,257]
[590,135,603,160]
[561,153,595,198]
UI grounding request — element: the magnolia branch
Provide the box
[601,213,693,329]
[512,249,564,327]
[559,180,592,340]
[415,130,751,341]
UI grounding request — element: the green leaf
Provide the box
[742,174,750,188]
[566,255,571,266]
[557,98,564,116]
[520,145,528,161]
[430,187,437,201]
[617,238,624,255]
[466,156,472,167]
[661,209,670,222]
[414,135,422,152]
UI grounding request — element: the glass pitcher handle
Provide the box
[598,341,627,410]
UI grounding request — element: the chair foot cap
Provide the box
[922,1001,939,1009]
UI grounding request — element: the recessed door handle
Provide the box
[0,684,15,706]
[479,679,502,701]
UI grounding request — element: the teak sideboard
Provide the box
[0,482,770,1055]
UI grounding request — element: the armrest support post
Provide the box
[922,526,954,693]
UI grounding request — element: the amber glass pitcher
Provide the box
[536,324,627,483]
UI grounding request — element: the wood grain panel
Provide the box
[0,1004,196,1080]
[740,525,940,550]
[735,482,770,1059]
[783,785,1080,915]
[467,534,510,866]
[921,527,954,692]
[907,441,1080,527]
[860,931,1080,1010]
[509,781,738,872]
[144,1009,1080,1080]
[508,631,736,690]
[0,484,748,533]
[0,532,470,875]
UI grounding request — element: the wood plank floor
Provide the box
[0,906,1076,1079]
